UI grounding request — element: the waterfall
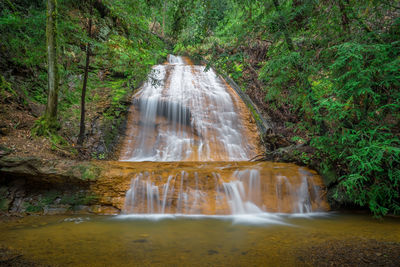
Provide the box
[122,164,327,215]
[118,55,328,216]
[120,55,260,161]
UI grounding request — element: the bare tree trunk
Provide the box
[150,10,157,33]
[45,0,59,125]
[78,5,93,145]
[162,0,167,37]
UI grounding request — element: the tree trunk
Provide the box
[338,0,350,33]
[45,0,59,125]
[150,10,156,33]
[77,6,93,145]
[162,0,167,37]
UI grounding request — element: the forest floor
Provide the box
[0,74,131,161]
[0,96,59,160]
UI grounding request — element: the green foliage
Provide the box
[0,187,9,211]
[60,192,98,206]
[0,6,46,67]
[2,0,398,217]
[0,199,9,211]
[25,203,43,213]
[171,0,400,216]
[22,190,99,213]
[75,164,101,180]
[31,116,61,137]
[42,190,59,205]
[1,0,167,158]
[0,75,16,101]
[310,41,400,216]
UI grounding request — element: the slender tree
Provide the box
[44,0,59,127]
[162,0,167,37]
[77,3,93,145]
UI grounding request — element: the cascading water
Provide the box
[120,56,261,161]
[117,55,328,217]
[121,163,327,215]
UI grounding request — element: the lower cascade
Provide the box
[118,55,328,216]
[120,162,328,215]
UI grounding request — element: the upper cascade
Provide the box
[167,54,184,64]
[120,55,261,161]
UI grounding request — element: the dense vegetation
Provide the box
[164,0,400,216]
[0,0,167,157]
[1,0,399,216]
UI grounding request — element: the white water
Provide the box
[121,55,256,161]
[123,168,323,215]
[119,56,327,220]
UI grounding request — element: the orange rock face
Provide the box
[112,55,329,215]
[119,56,262,162]
[91,161,329,215]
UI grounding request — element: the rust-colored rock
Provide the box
[91,161,329,214]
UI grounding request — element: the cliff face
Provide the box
[0,156,117,215]
[0,157,328,216]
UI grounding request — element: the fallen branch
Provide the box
[249,153,266,162]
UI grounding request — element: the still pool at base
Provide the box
[1,213,399,266]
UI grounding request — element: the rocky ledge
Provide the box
[0,156,119,216]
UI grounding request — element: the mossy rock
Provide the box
[71,164,102,180]
[0,156,103,184]
[319,167,338,188]
[0,198,11,211]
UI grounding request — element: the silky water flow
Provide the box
[118,55,328,217]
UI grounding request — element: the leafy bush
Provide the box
[170,0,400,216]
[310,42,400,216]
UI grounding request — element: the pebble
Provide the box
[207,249,218,255]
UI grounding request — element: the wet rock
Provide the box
[0,186,11,212]
[88,205,120,215]
[96,144,106,155]
[0,157,114,215]
[0,156,101,184]
[43,206,70,215]
[64,217,90,224]
[9,197,24,213]
[72,205,91,213]
[207,249,218,255]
